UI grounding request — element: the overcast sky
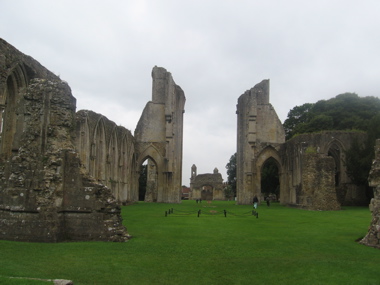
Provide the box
[1,0,379,186]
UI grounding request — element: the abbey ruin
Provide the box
[236,80,367,210]
[0,38,378,246]
[0,39,185,242]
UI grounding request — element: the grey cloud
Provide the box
[1,0,379,185]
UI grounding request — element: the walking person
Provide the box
[253,195,259,209]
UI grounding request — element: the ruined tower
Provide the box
[134,66,186,203]
[236,80,285,204]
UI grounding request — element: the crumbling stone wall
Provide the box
[0,38,129,242]
[134,66,186,203]
[299,154,340,210]
[360,139,380,248]
[189,165,225,200]
[280,132,368,207]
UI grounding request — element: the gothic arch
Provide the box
[255,146,283,198]
[76,113,90,170]
[129,152,138,201]
[0,64,28,158]
[137,144,163,167]
[107,126,120,198]
[119,133,131,202]
[90,117,107,182]
[201,184,214,200]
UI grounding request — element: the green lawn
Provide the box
[0,201,379,285]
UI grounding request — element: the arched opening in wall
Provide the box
[138,158,158,202]
[327,143,341,187]
[0,75,18,157]
[91,118,106,183]
[260,157,280,200]
[201,185,213,201]
[0,65,29,158]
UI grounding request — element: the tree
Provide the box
[225,153,237,197]
[345,114,380,200]
[283,93,380,140]
[223,184,235,200]
[283,103,314,140]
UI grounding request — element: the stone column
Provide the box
[360,139,380,248]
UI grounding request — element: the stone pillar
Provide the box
[360,139,380,248]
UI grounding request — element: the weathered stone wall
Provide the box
[75,110,137,203]
[299,154,340,210]
[236,80,285,204]
[135,66,186,203]
[190,166,225,200]
[0,38,129,242]
[280,131,368,207]
[360,139,380,248]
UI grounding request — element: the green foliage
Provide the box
[367,114,380,146]
[225,153,237,196]
[223,184,235,199]
[305,146,317,154]
[0,202,378,284]
[283,103,314,140]
[283,93,380,140]
[344,137,372,187]
[344,114,380,197]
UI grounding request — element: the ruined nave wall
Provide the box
[75,110,138,203]
[0,38,129,242]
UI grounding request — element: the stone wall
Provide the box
[75,110,137,203]
[299,154,340,210]
[0,68,129,241]
[360,139,380,248]
[280,131,368,207]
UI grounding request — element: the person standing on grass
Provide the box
[253,195,258,209]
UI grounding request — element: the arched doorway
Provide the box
[260,157,280,200]
[201,185,213,200]
[138,158,158,202]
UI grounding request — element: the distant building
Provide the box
[189,165,226,200]
[181,186,190,200]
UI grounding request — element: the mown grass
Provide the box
[0,201,379,285]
